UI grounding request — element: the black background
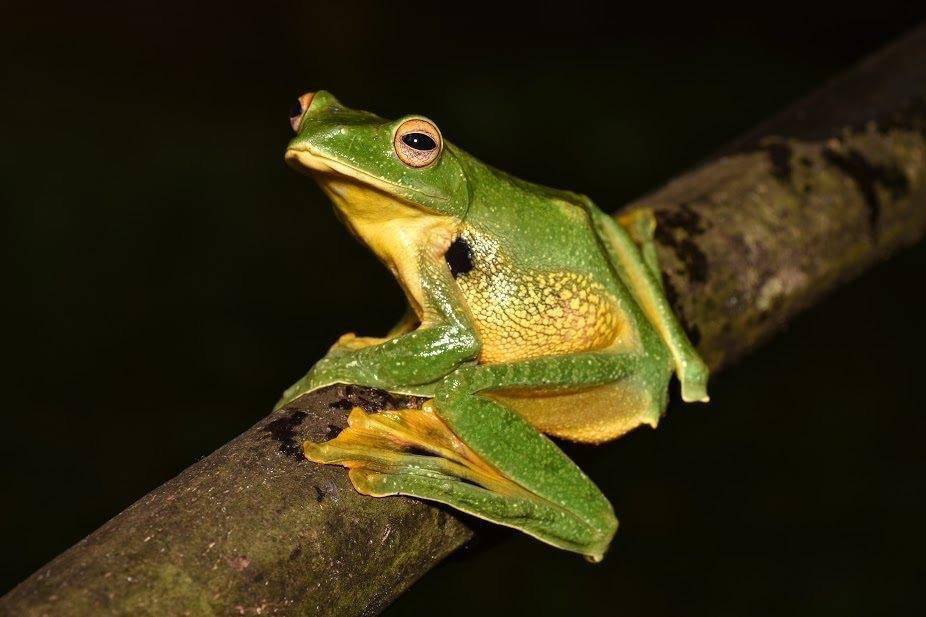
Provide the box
[3,2,926,614]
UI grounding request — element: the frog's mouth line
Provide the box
[285,147,449,206]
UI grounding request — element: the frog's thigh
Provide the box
[487,375,664,444]
[591,208,709,402]
[434,353,650,509]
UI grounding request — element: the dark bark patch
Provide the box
[687,323,702,347]
[662,273,681,313]
[823,146,910,240]
[324,424,341,440]
[659,275,698,343]
[675,239,709,284]
[328,398,353,411]
[655,203,709,284]
[331,385,426,413]
[262,410,308,460]
[655,201,706,237]
[764,141,793,182]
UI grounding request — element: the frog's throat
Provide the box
[286,148,459,321]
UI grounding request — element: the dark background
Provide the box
[3,2,925,614]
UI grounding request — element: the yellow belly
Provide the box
[487,380,658,443]
[456,263,622,364]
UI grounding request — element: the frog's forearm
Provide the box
[322,323,478,387]
[278,254,480,408]
[278,322,479,408]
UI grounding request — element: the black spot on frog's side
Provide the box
[445,236,475,278]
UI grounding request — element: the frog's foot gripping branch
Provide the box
[304,405,616,561]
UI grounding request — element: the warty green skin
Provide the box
[280,91,708,560]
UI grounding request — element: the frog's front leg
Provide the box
[277,260,478,409]
[306,352,655,561]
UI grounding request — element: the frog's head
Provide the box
[285,91,472,223]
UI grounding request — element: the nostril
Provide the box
[289,91,316,132]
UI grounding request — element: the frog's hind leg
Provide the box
[306,353,651,561]
[419,352,661,561]
[588,204,709,403]
[410,352,665,561]
[304,405,597,555]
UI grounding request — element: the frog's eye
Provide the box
[289,92,315,132]
[394,118,442,168]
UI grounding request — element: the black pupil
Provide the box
[402,132,437,151]
[289,101,303,118]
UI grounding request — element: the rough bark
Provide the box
[4,24,926,617]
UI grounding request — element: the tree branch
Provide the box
[4,24,926,617]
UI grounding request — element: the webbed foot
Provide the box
[304,405,514,494]
[304,404,615,561]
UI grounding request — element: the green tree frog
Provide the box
[279,91,709,562]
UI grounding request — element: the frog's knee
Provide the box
[433,363,482,402]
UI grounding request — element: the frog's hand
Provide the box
[587,202,709,403]
[274,322,476,411]
[276,259,479,410]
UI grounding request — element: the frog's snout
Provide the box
[289,92,316,132]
